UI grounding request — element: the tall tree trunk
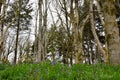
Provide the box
[68,0,89,64]
[43,0,47,61]
[37,0,47,62]
[63,0,69,64]
[103,0,120,65]
[74,0,83,64]
[0,0,6,61]
[89,0,108,63]
[14,0,21,65]
[96,0,109,63]
[34,5,38,62]
[37,0,43,62]
[0,1,3,61]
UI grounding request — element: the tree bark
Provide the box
[89,0,108,63]
[14,0,21,64]
[103,0,120,65]
[37,0,43,62]
[0,1,3,61]
[73,0,82,64]
[0,0,6,61]
[43,0,47,61]
[38,0,47,62]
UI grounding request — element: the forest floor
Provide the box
[0,62,120,80]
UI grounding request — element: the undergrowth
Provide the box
[0,62,120,80]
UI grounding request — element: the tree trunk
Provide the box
[34,5,38,62]
[38,0,47,62]
[0,0,6,61]
[43,0,47,61]
[89,0,108,63]
[103,1,120,65]
[14,0,21,65]
[37,0,43,62]
[0,1,3,61]
[73,0,83,64]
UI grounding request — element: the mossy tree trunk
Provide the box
[89,0,108,63]
[103,0,120,65]
[72,0,83,64]
[74,0,81,64]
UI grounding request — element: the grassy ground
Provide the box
[0,62,120,80]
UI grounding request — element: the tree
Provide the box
[6,0,33,64]
[0,0,4,61]
[102,0,120,64]
[0,0,7,61]
[89,0,108,63]
[37,0,48,62]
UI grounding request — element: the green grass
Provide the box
[0,62,120,80]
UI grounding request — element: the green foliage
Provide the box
[0,62,120,80]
